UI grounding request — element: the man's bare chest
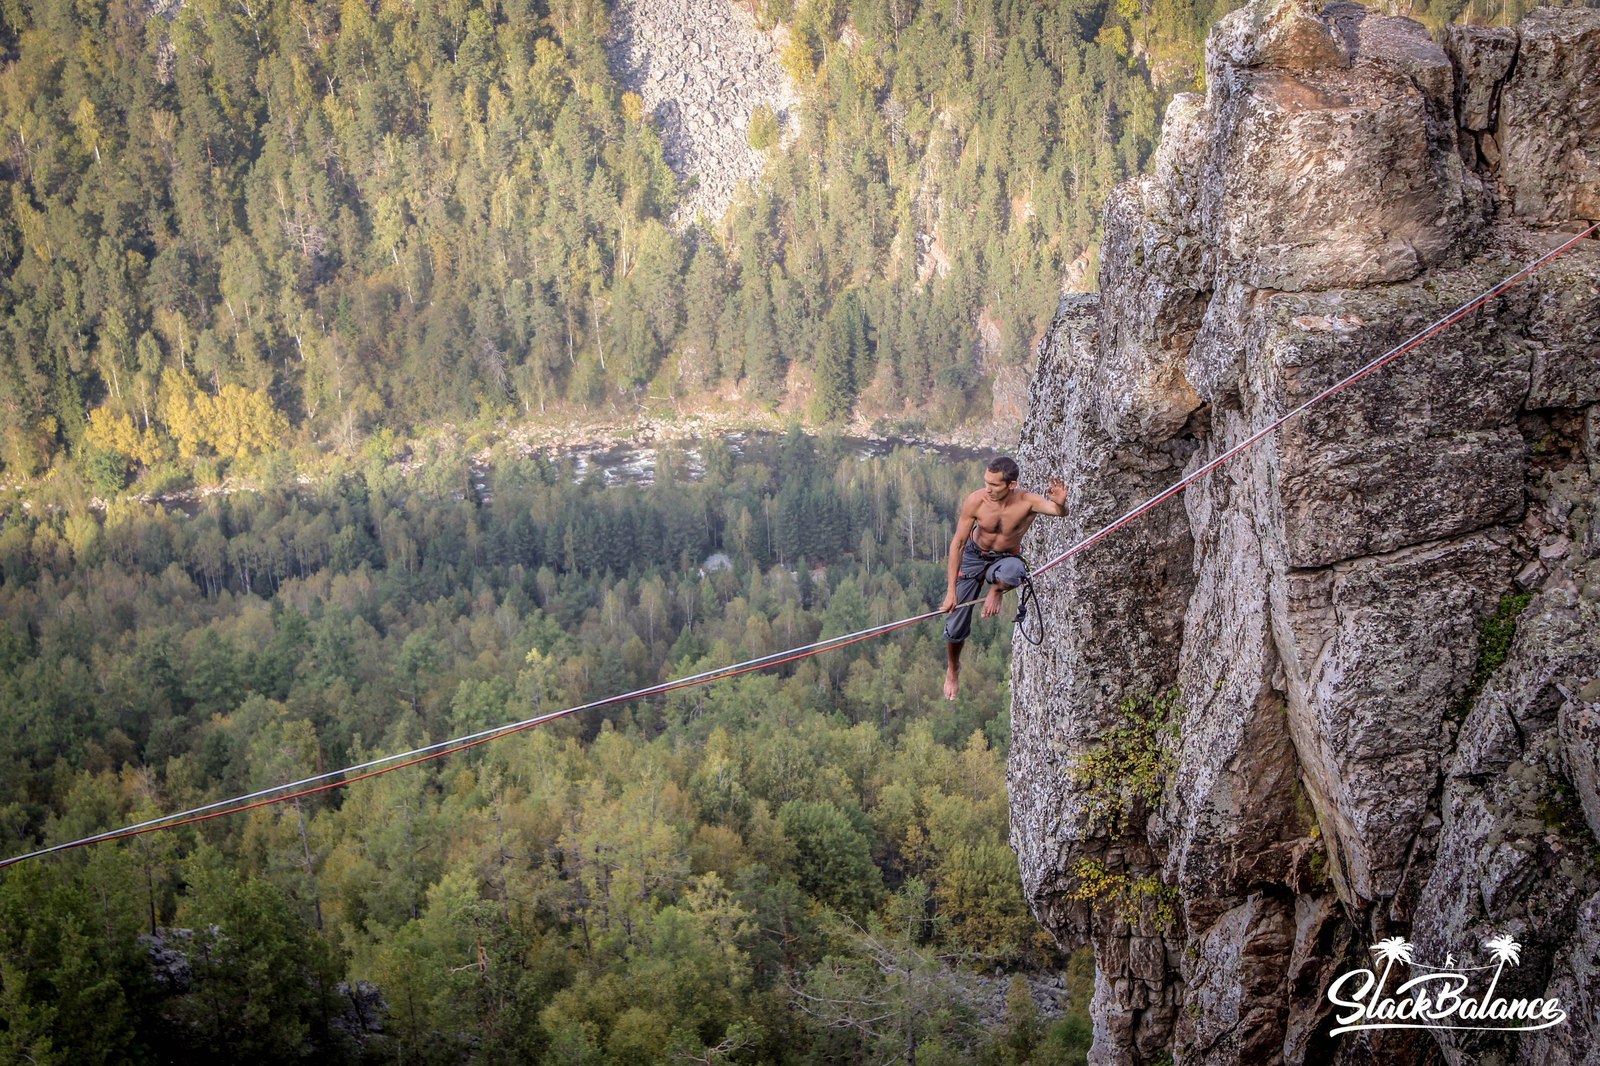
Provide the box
[973,500,1033,538]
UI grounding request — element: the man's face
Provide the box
[984,471,1016,502]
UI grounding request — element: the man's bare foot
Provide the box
[981,585,1005,618]
[944,666,960,700]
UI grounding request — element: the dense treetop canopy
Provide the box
[0,0,1234,490]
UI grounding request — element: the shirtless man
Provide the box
[941,456,1068,699]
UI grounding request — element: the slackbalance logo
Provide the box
[1327,934,1568,1036]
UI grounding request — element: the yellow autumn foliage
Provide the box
[208,384,288,459]
[156,369,288,461]
[84,406,165,467]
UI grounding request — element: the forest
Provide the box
[0,435,1101,1064]
[0,0,1248,492]
[4,0,1555,490]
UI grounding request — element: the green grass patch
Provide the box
[1451,592,1534,721]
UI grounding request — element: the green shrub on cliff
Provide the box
[1069,688,1183,837]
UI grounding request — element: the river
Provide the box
[470,431,997,503]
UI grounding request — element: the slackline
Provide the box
[2,221,1594,871]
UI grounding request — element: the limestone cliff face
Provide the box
[1008,4,1600,1064]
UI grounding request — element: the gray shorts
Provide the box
[944,541,1027,644]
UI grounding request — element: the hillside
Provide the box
[0,435,1071,1064]
[0,0,1199,498]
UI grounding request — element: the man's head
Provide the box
[984,456,1020,501]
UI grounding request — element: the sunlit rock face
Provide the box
[1008,3,1600,1063]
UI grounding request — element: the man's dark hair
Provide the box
[987,456,1020,483]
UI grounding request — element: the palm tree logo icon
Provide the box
[1483,934,1522,1005]
[1371,936,1414,1001]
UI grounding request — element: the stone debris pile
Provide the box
[608,0,797,224]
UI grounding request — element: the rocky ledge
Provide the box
[1008,3,1600,1064]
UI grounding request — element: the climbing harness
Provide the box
[1,222,1594,871]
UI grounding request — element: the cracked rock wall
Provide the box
[1009,3,1600,1064]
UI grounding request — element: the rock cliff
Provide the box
[1008,4,1600,1064]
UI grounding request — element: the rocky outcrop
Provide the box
[1009,3,1600,1064]
[607,0,797,224]
[142,928,389,1049]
